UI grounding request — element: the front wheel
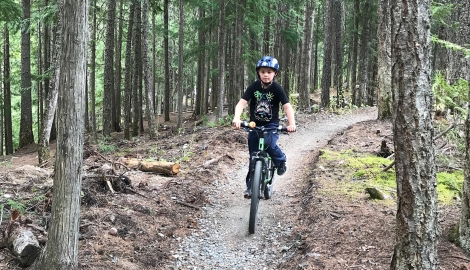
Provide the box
[264,160,274,199]
[249,160,262,234]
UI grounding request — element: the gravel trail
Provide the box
[166,107,378,269]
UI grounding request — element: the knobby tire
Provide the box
[249,160,262,234]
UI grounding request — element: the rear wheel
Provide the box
[249,160,262,234]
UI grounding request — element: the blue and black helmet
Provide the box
[256,56,279,72]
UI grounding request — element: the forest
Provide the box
[1,0,470,269]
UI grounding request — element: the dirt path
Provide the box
[167,107,378,269]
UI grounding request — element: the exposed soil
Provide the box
[0,106,469,270]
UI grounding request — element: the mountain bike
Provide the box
[241,121,288,234]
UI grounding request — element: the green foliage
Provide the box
[217,115,234,127]
[431,2,456,28]
[436,171,463,204]
[0,0,21,22]
[431,35,470,56]
[98,136,116,154]
[433,72,468,120]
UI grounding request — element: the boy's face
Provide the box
[258,67,277,84]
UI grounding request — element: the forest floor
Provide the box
[0,100,470,269]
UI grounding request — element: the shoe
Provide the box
[277,161,286,176]
[244,189,252,199]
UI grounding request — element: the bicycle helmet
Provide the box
[256,56,279,72]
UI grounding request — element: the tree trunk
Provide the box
[123,1,135,140]
[216,0,226,120]
[35,0,88,269]
[114,0,124,133]
[177,0,184,129]
[459,0,470,250]
[102,0,116,137]
[3,24,13,155]
[38,2,63,164]
[142,0,156,138]
[132,1,142,136]
[299,0,315,111]
[377,0,392,119]
[163,0,170,122]
[333,0,344,107]
[350,0,360,106]
[89,0,97,137]
[320,0,333,108]
[389,0,439,269]
[357,1,371,107]
[19,0,35,148]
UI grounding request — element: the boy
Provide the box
[232,56,296,198]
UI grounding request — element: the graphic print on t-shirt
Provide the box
[254,90,274,122]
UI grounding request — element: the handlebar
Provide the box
[240,121,289,133]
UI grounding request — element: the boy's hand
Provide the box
[287,124,296,132]
[232,118,242,129]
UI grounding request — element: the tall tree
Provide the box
[333,0,344,108]
[142,0,156,138]
[19,0,34,148]
[458,0,470,253]
[357,1,371,107]
[89,0,97,136]
[298,0,315,111]
[377,0,392,119]
[350,0,360,105]
[132,1,142,136]
[216,0,226,119]
[123,0,135,140]
[163,0,170,121]
[177,0,184,129]
[102,0,116,137]
[321,0,333,108]
[389,0,439,268]
[38,0,62,164]
[35,0,88,268]
[3,24,13,155]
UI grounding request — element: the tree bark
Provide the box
[19,0,34,148]
[163,0,170,122]
[35,0,88,268]
[3,24,13,155]
[389,0,439,268]
[177,0,184,129]
[320,0,333,108]
[460,59,470,251]
[377,0,392,119]
[123,1,135,140]
[299,0,315,111]
[102,0,116,137]
[142,0,156,138]
[216,0,226,120]
[38,1,63,164]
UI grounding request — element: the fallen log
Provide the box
[124,158,180,175]
[2,210,41,267]
[8,227,41,266]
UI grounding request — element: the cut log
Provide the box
[140,160,180,175]
[123,158,180,175]
[7,223,41,266]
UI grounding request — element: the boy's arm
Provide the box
[232,99,248,129]
[283,103,296,132]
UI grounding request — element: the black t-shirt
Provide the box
[241,80,289,126]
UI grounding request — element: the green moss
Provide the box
[437,171,463,204]
[318,149,463,205]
